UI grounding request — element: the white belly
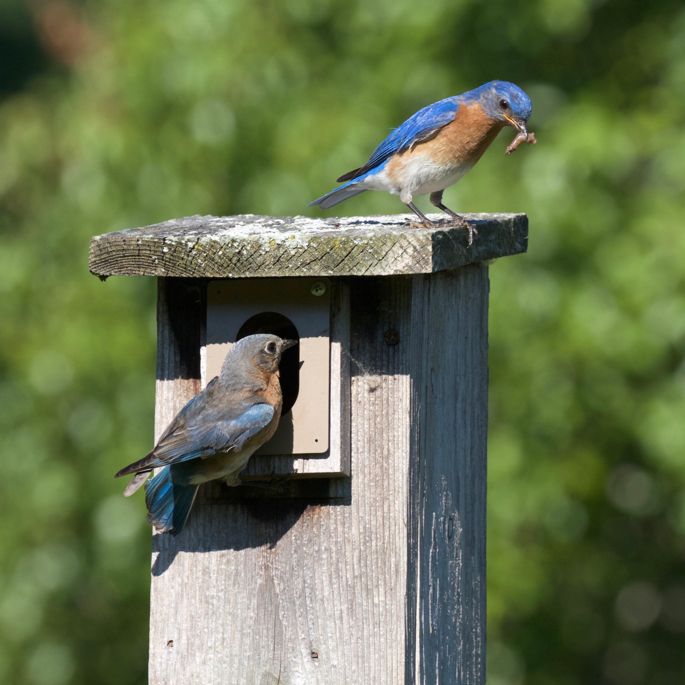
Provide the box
[360,154,473,202]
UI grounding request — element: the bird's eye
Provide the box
[499,99,509,110]
[265,341,278,355]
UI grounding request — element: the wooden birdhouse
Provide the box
[89,212,528,684]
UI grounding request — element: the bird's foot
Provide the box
[427,194,477,245]
[446,214,477,246]
[406,201,436,229]
[463,222,478,246]
[409,219,435,229]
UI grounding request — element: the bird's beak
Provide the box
[503,113,528,135]
[281,339,298,351]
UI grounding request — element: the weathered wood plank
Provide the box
[154,278,205,438]
[408,265,488,684]
[89,213,527,278]
[149,277,414,684]
[147,269,488,684]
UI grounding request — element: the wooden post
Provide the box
[89,213,528,685]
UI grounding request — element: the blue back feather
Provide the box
[310,97,459,198]
[362,97,459,172]
[142,401,275,469]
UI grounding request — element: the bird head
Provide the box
[225,334,298,376]
[478,81,533,135]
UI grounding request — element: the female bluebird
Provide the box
[115,334,297,535]
[310,80,533,244]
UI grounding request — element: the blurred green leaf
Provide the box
[1,0,684,683]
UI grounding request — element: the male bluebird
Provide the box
[310,80,534,244]
[115,334,297,535]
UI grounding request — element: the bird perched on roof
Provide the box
[310,80,534,245]
[115,334,297,535]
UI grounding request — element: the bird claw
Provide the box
[454,219,477,246]
[411,215,477,245]
[465,224,478,246]
[409,220,435,229]
[444,215,477,246]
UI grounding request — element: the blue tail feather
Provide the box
[310,164,387,210]
[145,467,198,536]
[309,179,367,209]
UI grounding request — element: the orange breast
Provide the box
[417,102,503,166]
[257,370,283,442]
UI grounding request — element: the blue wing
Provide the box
[146,402,275,467]
[336,97,459,182]
[116,388,275,476]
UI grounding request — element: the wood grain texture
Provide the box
[89,213,527,278]
[154,278,205,438]
[147,269,488,684]
[407,266,488,684]
[149,277,413,684]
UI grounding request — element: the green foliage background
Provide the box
[1,0,684,683]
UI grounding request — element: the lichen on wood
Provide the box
[88,213,528,279]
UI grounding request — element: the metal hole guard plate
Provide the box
[204,277,333,459]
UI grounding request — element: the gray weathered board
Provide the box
[148,268,489,684]
[89,212,527,278]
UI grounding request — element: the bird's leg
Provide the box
[406,201,435,228]
[429,191,477,246]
